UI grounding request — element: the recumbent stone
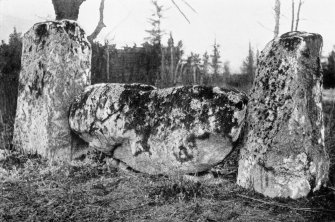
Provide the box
[69,83,248,175]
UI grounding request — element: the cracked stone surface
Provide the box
[13,20,91,159]
[69,83,248,175]
[237,32,329,199]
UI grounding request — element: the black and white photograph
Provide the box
[0,0,334,221]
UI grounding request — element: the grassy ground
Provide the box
[0,100,334,222]
[1,150,335,222]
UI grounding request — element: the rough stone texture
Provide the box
[237,32,329,199]
[13,20,91,159]
[69,83,248,175]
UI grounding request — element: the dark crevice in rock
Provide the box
[34,23,49,47]
[195,132,210,140]
[69,87,95,120]
[28,68,45,98]
[173,145,194,163]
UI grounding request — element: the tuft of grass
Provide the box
[146,176,203,203]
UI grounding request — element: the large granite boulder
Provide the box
[13,20,91,159]
[69,83,248,175]
[237,32,329,199]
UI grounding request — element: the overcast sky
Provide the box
[1,0,335,72]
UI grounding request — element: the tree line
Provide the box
[88,0,257,91]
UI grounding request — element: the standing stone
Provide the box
[69,83,248,175]
[13,20,91,160]
[237,32,329,199]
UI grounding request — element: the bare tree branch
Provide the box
[291,0,295,31]
[180,0,197,13]
[257,21,273,33]
[274,0,280,38]
[171,0,190,24]
[295,0,303,31]
[88,0,106,42]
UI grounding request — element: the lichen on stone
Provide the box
[237,31,329,199]
[69,83,248,175]
[13,20,91,160]
[32,20,90,52]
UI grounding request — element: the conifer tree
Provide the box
[145,0,165,87]
[201,52,210,85]
[145,0,164,46]
[223,61,231,84]
[210,39,221,84]
[241,42,256,84]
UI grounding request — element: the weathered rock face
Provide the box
[237,32,329,199]
[69,83,248,175]
[13,20,91,159]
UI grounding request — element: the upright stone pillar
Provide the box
[13,20,91,160]
[237,32,329,199]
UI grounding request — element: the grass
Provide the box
[1,150,335,221]
[0,96,334,222]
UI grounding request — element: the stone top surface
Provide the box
[267,31,323,54]
[70,84,248,140]
[28,20,90,50]
[279,31,322,40]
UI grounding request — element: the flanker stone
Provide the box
[13,20,91,159]
[237,32,329,199]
